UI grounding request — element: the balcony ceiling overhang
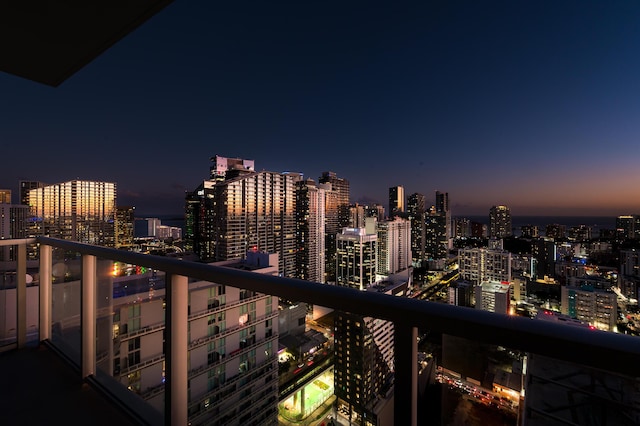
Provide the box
[0,1,174,87]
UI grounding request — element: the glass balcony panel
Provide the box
[524,353,640,426]
[94,258,166,423]
[5,237,640,426]
[0,243,39,349]
[437,333,522,425]
[50,248,82,364]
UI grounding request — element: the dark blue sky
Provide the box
[2,1,640,216]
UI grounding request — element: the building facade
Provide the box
[185,165,298,277]
[475,281,511,314]
[115,206,135,249]
[109,251,280,425]
[407,193,425,267]
[295,178,326,283]
[458,247,512,285]
[489,205,512,239]
[388,185,405,219]
[376,217,412,277]
[319,172,350,284]
[26,180,116,247]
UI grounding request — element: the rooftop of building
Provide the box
[479,280,511,293]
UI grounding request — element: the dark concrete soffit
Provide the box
[0,1,174,87]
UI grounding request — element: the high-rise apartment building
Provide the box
[407,193,425,267]
[454,217,472,239]
[26,180,116,247]
[376,217,412,277]
[0,203,29,261]
[561,283,616,331]
[0,189,11,204]
[348,203,384,229]
[568,224,592,241]
[533,238,557,280]
[489,205,512,239]
[336,227,377,290]
[619,249,640,300]
[334,225,401,426]
[388,185,405,219]
[19,180,45,206]
[106,250,280,425]
[185,163,298,277]
[475,281,512,314]
[115,206,135,249]
[147,217,162,237]
[458,247,512,284]
[616,215,640,240]
[521,224,539,239]
[545,223,566,239]
[295,178,326,283]
[424,206,448,261]
[435,191,451,242]
[470,221,487,238]
[318,171,350,283]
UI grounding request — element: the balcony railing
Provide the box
[1,236,640,425]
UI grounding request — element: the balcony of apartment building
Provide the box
[1,236,640,426]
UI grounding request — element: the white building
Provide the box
[560,285,616,331]
[110,250,280,425]
[475,280,511,315]
[458,247,512,285]
[376,217,412,278]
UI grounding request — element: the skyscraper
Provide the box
[424,206,448,261]
[377,217,412,277]
[295,178,326,283]
[336,227,377,290]
[0,203,28,261]
[186,162,298,277]
[115,206,135,249]
[19,180,45,206]
[27,180,116,247]
[616,215,640,240]
[407,193,426,267]
[318,171,350,283]
[388,185,404,219]
[435,190,452,243]
[334,225,398,426]
[0,189,11,204]
[489,205,512,239]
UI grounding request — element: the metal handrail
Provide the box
[33,236,640,378]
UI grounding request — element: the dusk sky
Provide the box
[2,1,640,217]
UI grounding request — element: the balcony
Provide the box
[1,236,640,425]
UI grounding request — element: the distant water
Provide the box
[462,215,618,237]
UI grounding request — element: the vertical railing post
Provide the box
[394,322,418,426]
[165,273,188,425]
[82,254,96,378]
[39,244,52,341]
[16,241,27,348]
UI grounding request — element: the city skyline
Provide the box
[2,1,640,216]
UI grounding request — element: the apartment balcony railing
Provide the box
[1,236,640,425]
